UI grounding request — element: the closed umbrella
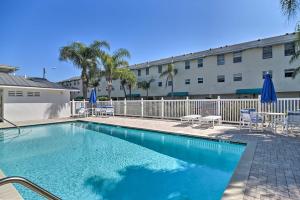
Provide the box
[89,88,97,115]
[261,73,277,103]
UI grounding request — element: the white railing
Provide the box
[71,96,300,123]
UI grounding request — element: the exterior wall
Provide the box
[60,40,300,99]
[2,87,71,122]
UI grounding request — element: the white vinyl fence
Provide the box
[71,96,300,124]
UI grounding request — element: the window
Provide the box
[185,60,190,69]
[233,73,242,81]
[27,92,34,97]
[138,69,141,76]
[217,54,225,65]
[98,88,101,92]
[217,75,225,82]
[262,70,273,79]
[73,81,76,86]
[16,91,23,96]
[158,82,162,87]
[34,92,40,97]
[185,79,190,85]
[146,67,149,75]
[263,46,272,59]
[8,91,15,96]
[120,85,123,90]
[198,77,203,84]
[284,69,295,77]
[233,51,242,63]
[197,58,203,67]
[168,80,173,86]
[77,80,80,85]
[284,42,295,56]
[138,82,142,88]
[158,65,162,73]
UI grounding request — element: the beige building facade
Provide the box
[59,33,300,99]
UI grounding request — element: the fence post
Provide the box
[161,97,164,118]
[83,99,86,109]
[141,98,144,117]
[258,95,262,112]
[217,96,221,116]
[185,97,189,116]
[110,98,113,106]
[71,99,75,117]
[124,98,127,116]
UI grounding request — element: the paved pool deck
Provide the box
[0,116,300,200]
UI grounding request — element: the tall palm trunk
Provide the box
[146,89,149,100]
[122,84,127,98]
[81,69,88,100]
[107,76,113,99]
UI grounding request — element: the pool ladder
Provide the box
[0,176,61,200]
[0,116,21,136]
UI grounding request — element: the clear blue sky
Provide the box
[0,0,297,82]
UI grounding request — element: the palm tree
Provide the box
[101,48,130,99]
[59,40,109,99]
[116,67,137,98]
[159,63,178,98]
[280,0,300,77]
[140,79,155,99]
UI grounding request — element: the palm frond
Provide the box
[280,0,299,19]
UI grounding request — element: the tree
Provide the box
[101,48,130,99]
[140,79,155,99]
[116,68,137,98]
[280,0,300,77]
[159,63,178,98]
[59,40,109,99]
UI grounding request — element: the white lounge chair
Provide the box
[77,107,88,117]
[180,115,202,125]
[95,106,114,116]
[285,111,300,133]
[199,115,222,128]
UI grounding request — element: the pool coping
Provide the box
[0,118,255,200]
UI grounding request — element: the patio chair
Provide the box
[239,108,256,129]
[77,107,88,118]
[180,115,202,125]
[249,112,264,132]
[285,111,300,133]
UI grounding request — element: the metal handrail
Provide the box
[0,176,61,200]
[0,116,21,135]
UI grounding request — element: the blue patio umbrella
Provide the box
[89,88,97,104]
[261,73,277,103]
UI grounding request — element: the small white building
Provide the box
[0,65,78,122]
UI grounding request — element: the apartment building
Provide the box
[59,33,300,99]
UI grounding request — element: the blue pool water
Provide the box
[0,122,245,200]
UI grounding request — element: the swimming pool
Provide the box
[0,121,245,200]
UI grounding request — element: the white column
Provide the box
[124,98,127,116]
[217,96,221,116]
[141,98,144,117]
[161,97,164,118]
[72,99,75,117]
[258,95,262,112]
[186,96,189,116]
